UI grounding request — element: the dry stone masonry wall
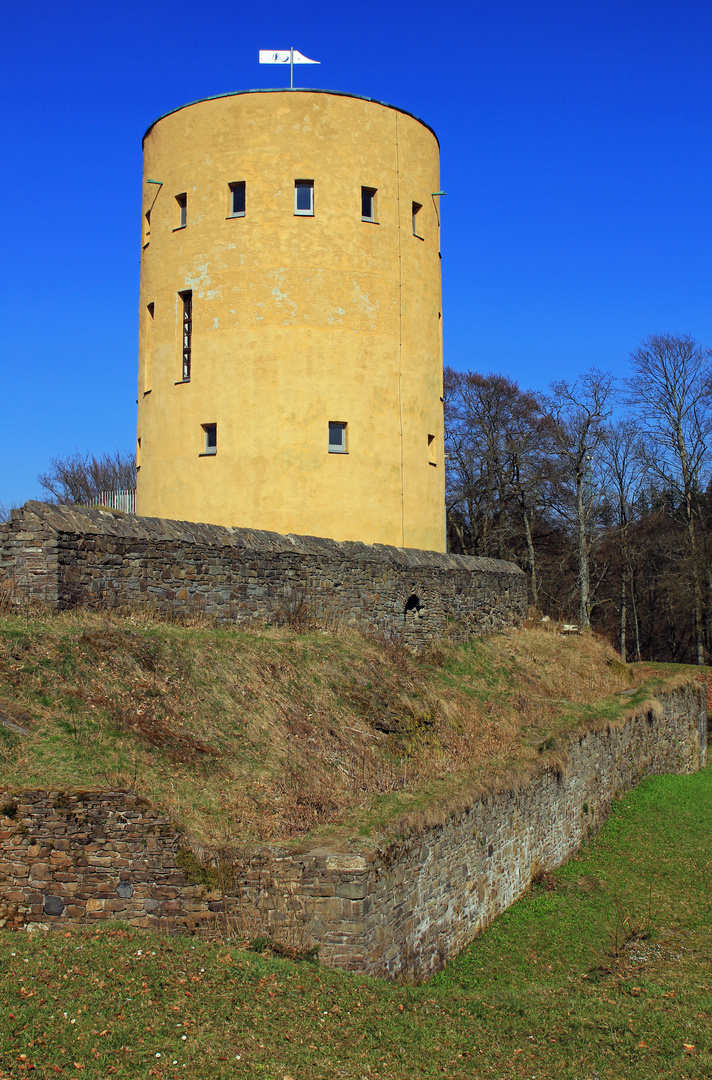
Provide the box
[0,502,527,644]
[0,683,705,979]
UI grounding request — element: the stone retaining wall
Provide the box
[0,502,527,645]
[0,682,705,979]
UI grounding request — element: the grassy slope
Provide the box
[2,765,711,1079]
[0,610,664,849]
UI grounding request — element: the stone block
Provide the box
[43,895,65,916]
[336,881,367,900]
[3,890,27,903]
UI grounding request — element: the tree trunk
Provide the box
[685,504,704,665]
[451,516,466,555]
[522,505,538,607]
[630,569,642,662]
[620,562,627,661]
[577,479,590,629]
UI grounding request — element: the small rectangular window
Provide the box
[143,208,151,249]
[328,421,347,454]
[428,433,437,465]
[202,423,217,455]
[176,193,187,228]
[361,187,377,222]
[295,180,314,216]
[179,291,192,381]
[412,201,422,236]
[137,437,141,470]
[229,181,246,217]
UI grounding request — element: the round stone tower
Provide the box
[136,89,445,550]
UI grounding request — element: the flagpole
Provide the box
[290,47,294,89]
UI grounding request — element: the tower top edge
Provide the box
[142,88,440,148]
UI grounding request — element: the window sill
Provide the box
[413,233,425,241]
[361,218,379,224]
[328,449,348,455]
[227,212,245,219]
[173,224,187,232]
[199,451,217,457]
[175,378,191,385]
[294,211,314,217]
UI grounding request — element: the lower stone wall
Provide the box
[0,683,705,979]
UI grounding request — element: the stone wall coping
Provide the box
[12,501,524,577]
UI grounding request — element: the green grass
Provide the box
[3,765,712,1079]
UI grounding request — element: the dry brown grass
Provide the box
[0,608,673,850]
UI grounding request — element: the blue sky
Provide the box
[2,0,712,510]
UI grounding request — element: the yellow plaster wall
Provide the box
[136,89,445,550]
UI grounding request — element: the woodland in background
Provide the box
[445,333,712,665]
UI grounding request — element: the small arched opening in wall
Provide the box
[404,593,422,618]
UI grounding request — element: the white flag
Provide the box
[259,50,319,65]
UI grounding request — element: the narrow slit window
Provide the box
[229,181,246,217]
[328,421,347,454]
[136,437,141,470]
[428,433,436,465]
[294,180,314,216]
[202,423,217,455]
[143,208,151,248]
[176,193,187,228]
[144,302,155,394]
[361,187,377,221]
[179,290,192,381]
[412,201,422,236]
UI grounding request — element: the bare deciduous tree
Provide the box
[38,450,136,506]
[444,369,552,602]
[627,334,712,665]
[601,419,646,660]
[543,370,615,630]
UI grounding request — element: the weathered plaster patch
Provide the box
[351,282,379,327]
[269,270,298,320]
[184,261,211,289]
